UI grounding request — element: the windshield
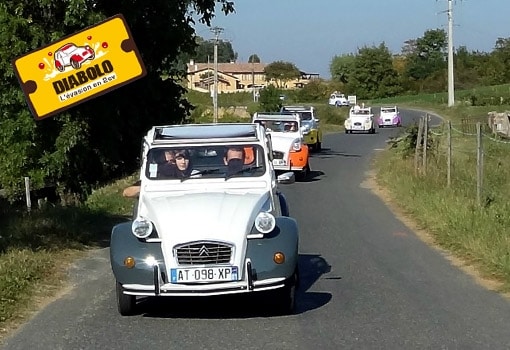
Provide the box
[381,108,396,113]
[254,120,298,133]
[145,144,266,180]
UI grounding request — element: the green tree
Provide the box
[194,37,237,63]
[347,43,402,99]
[263,61,301,88]
[330,54,355,84]
[404,29,447,91]
[258,85,283,112]
[491,37,510,83]
[248,54,261,63]
[0,0,234,202]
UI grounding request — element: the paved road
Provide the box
[3,109,510,350]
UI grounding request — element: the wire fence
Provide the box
[415,114,510,207]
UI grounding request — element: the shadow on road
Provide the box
[135,254,333,319]
[311,148,361,159]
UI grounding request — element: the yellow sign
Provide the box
[12,14,146,121]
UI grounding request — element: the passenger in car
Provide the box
[158,150,177,178]
[172,149,193,178]
[224,147,246,176]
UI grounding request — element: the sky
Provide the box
[195,0,510,78]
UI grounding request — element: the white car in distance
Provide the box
[345,105,376,134]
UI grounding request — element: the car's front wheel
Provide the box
[316,141,322,152]
[71,59,81,70]
[274,268,298,315]
[116,282,136,316]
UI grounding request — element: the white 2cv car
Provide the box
[110,123,300,316]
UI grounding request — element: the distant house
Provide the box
[186,60,319,94]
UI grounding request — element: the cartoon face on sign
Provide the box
[12,14,146,121]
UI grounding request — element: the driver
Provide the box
[224,147,246,176]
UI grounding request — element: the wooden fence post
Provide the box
[447,120,452,187]
[422,114,429,175]
[476,122,483,207]
[414,116,424,176]
[24,176,31,213]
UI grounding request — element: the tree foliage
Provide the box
[405,29,447,84]
[347,43,401,99]
[258,85,283,112]
[263,61,301,88]
[194,37,237,63]
[0,0,234,202]
[248,54,261,63]
[330,54,355,84]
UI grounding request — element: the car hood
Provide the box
[349,115,373,122]
[269,133,300,152]
[141,190,271,243]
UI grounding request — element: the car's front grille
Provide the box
[385,119,391,122]
[175,242,233,265]
[273,151,284,159]
[354,122,362,126]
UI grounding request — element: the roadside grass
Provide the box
[0,177,134,338]
[373,93,510,292]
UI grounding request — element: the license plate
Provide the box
[170,266,238,283]
[273,159,286,166]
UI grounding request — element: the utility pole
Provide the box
[447,0,455,107]
[211,26,223,123]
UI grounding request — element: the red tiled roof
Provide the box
[187,62,267,74]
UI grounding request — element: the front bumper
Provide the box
[346,123,372,131]
[110,219,299,297]
[121,259,285,297]
[272,149,308,172]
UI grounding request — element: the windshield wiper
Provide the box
[225,166,264,180]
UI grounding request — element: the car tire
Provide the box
[316,141,322,152]
[71,59,81,69]
[116,281,136,316]
[296,163,310,181]
[274,269,298,315]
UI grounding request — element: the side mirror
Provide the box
[277,172,295,184]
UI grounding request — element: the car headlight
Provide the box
[291,139,302,151]
[254,212,276,234]
[132,217,153,239]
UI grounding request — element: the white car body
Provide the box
[54,43,95,72]
[252,112,310,178]
[329,92,349,107]
[378,106,402,128]
[110,123,299,316]
[345,105,376,134]
[280,105,323,151]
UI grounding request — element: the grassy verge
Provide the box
[373,97,510,292]
[0,176,136,339]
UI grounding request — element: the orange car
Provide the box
[252,112,311,180]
